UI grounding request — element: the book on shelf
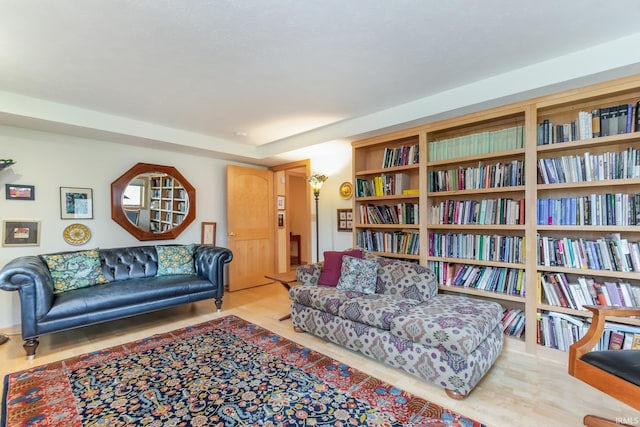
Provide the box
[428,159,524,192]
[428,125,524,161]
[402,188,419,195]
[540,272,640,310]
[431,262,526,296]
[381,144,419,168]
[538,102,637,145]
[608,331,625,350]
[356,173,412,197]
[632,334,640,350]
[537,234,640,273]
[356,229,420,255]
[501,308,526,337]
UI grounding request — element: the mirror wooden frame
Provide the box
[111,162,196,241]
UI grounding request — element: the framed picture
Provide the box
[337,208,353,232]
[201,222,217,245]
[277,211,285,228]
[2,220,41,246]
[277,195,285,210]
[5,184,35,200]
[60,187,93,219]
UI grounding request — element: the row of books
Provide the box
[501,308,526,337]
[537,311,587,352]
[429,232,525,264]
[151,189,175,199]
[537,233,640,272]
[540,272,640,310]
[430,198,525,226]
[537,193,640,226]
[355,173,410,197]
[430,261,525,296]
[537,148,640,184]
[428,125,524,161]
[537,102,640,145]
[356,230,420,255]
[537,310,640,352]
[428,160,524,192]
[381,144,419,168]
[358,203,419,225]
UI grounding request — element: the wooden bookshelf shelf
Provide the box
[351,73,640,361]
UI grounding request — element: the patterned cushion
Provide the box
[318,249,363,286]
[289,286,361,315]
[156,244,195,276]
[364,253,437,301]
[390,294,503,356]
[42,249,109,294]
[337,294,420,330]
[336,256,378,294]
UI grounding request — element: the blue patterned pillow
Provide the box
[156,244,195,276]
[336,256,378,294]
[42,249,109,294]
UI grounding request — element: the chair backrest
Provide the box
[568,305,640,415]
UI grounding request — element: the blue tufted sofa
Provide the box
[0,244,232,359]
[289,251,504,399]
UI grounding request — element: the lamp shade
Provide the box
[306,174,328,194]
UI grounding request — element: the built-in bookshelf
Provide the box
[350,73,640,362]
[149,175,189,233]
[534,80,640,357]
[352,132,422,259]
[425,109,529,348]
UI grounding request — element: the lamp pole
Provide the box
[306,174,327,263]
[313,189,320,262]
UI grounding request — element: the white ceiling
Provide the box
[2,0,640,165]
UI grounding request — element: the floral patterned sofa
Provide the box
[289,250,504,399]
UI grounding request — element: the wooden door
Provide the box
[226,165,275,291]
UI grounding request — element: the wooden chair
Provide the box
[568,305,640,427]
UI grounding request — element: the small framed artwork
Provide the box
[277,211,285,228]
[2,220,41,247]
[337,208,353,232]
[60,187,93,219]
[277,195,285,210]
[5,184,35,200]
[201,222,217,245]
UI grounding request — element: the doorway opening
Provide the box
[270,160,310,273]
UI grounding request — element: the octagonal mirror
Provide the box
[111,162,196,240]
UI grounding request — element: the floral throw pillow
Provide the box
[318,249,363,286]
[156,244,195,276]
[336,256,378,294]
[42,249,109,294]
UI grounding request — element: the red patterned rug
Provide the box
[2,315,485,426]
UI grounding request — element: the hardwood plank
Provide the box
[0,283,636,426]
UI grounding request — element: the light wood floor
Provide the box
[1,282,638,426]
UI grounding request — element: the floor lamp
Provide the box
[306,174,328,262]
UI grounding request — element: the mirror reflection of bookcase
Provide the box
[111,162,195,241]
[149,175,189,233]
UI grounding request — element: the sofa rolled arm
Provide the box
[296,262,322,286]
[0,255,55,336]
[193,245,233,293]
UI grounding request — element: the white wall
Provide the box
[0,125,353,328]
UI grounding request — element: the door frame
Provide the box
[270,160,310,272]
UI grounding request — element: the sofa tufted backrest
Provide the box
[363,252,438,302]
[100,246,158,281]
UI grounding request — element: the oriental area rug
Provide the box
[2,315,485,426]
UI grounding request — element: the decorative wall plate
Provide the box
[339,181,353,199]
[63,223,91,245]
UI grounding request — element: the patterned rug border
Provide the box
[2,315,486,426]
